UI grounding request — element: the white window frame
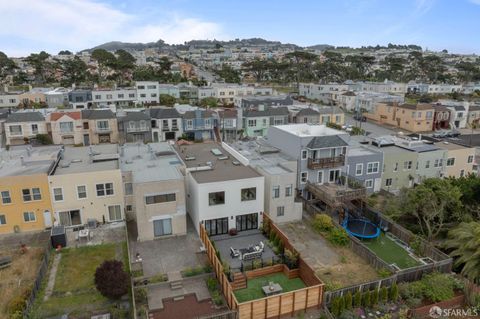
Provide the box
[1,190,11,205]
[53,187,64,202]
[355,163,363,176]
[467,155,474,164]
[107,205,122,222]
[300,171,308,184]
[367,162,379,174]
[23,211,36,222]
[0,214,6,225]
[365,179,374,188]
[301,150,307,160]
[446,157,455,167]
[276,206,285,217]
[285,185,293,197]
[272,186,280,199]
[77,185,87,200]
[317,171,323,184]
[96,183,114,197]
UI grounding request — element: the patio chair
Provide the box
[230,247,240,258]
[259,241,265,252]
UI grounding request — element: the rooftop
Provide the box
[434,141,472,151]
[174,142,262,184]
[120,143,183,183]
[271,124,345,137]
[6,111,45,123]
[0,145,62,177]
[53,144,119,175]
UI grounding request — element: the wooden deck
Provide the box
[306,181,366,208]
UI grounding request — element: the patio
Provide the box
[212,229,278,269]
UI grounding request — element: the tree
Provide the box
[57,56,87,86]
[380,286,388,303]
[58,50,72,55]
[215,64,241,83]
[200,97,218,108]
[371,289,379,306]
[25,51,52,84]
[285,51,317,90]
[94,260,129,299]
[444,222,480,283]
[363,290,371,307]
[448,174,480,219]
[345,291,353,310]
[159,94,176,107]
[91,49,117,81]
[354,290,362,307]
[389,283,399,302]
[0,51,17,81]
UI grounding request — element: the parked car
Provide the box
[353,114,367,122]
[342,125,353,132]
[432,130,448,138]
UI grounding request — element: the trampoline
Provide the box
[342,217,381,239]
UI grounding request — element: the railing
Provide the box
[95,127,112,133]
[59,130,74,135]
[161,126,170,131]
[171,126,179,131]
[127,126,149,133]
[307,155,345,169]
[24,241,52,316]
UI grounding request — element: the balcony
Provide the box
[306,175,366,208]
[127,126,149,133]
[95,127,112,133]
[307,155,345,169]
[161,126,170,132]
[59,130,74,135]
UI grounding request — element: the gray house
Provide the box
[291,108,320,124]
[346,144,384,194]
[240,95,293,109]
[117,111,152,144]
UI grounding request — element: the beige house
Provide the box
[468,105,480,127]
[120,143,186,241]
[435,142,476,178]
[48,144,124,227]
[4,112,48,146]
[365,103,434,132]
[47,110,84,145]
[81,109,119,145]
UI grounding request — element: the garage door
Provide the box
[62,136,75,145]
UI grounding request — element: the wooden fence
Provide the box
[200,215,325,319]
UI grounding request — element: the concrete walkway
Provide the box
[43,253,61,301]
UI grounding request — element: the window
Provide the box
[95,94,101,99]
[106,94,113,99]
[129,93,135,98]
[208,191,225,206]
[385,178,392,187]
[393,162,398,172]
[97,120,109,130]
[153,218,172,237]
[96,183,114,197]
[77,185,87,199]
[162,119,169,127]
[300,172,308,183]
[22,189,32,202]
[301,150,307,160]
[355,163,363,176]
[145,193,176,204]
[53,188,63,201]
[0,214,5,225]
[467,155,474,163]
[1,191,11,204]
[248,119,257,127]
[262,118,267,126]
[365,179,373,188]
[446,158,455,166]
[83,122,89,129]
[108,205,122,221]
[277,206,285,217]
[23,212,36,222]
[147,85,157,89]
[285,185,293,197]
[272,186,280,198]
[59,122,73,133]
[32,188,41,200]
[9,125,22,135]
[186,120,193,129]
[241,187,256,201]
[126,205,132,212]
[425,160,430,169]
[367,162,379,174]
[205,217,228,236]
[460,169,465,177]
[138,85,145,89]
[31,124,38,134]
[317,171,323,184]
[124,183,133,195]
[403,161,412,170]
[140,93,146,98]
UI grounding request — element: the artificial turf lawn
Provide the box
[234,272,306,303]
[362,233,421,269]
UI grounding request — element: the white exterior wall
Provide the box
[5,121,48,145]
[136,81,160,105]
[49,115,84,145]
[92,89,137,106]
[0,94,20,108]
[186,173,265,234]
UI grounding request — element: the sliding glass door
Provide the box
[204,217,229,236]
[235,213,258,232]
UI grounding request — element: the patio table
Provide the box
[262,283,283,296]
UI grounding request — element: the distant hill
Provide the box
[307,44,335,51]
[83,39,167,52]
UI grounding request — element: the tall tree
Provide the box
[58,56,87,86]
[215,64,241,83]
[284,51,317,90]
[25,51,52,83]
[91,49,117,81]
[0,51,17,82]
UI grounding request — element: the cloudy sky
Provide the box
[1,0,479,57]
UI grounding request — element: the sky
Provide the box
[0,0,479,57]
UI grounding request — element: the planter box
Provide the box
[409,294,465,318]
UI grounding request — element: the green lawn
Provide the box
[234,273,306,303]
[31,243,130,318]
[362,233,421,269]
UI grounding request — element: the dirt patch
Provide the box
[279,220,379,288]
[0,246,44,316]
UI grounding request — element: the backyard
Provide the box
[234,273,306,303]
[362,233,421,269]
[30,242,131,318]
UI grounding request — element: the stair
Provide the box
[173,295,185,301]
[231,272,247,290]
[170,281,183,290]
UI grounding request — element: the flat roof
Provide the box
[434,141,472,151]
[174,142,262,183]
[272,124,345,137]
[54,144,119,175]
[228,139,295,175]
[348,145,382,157]
[0,145,62,177]
[120,143,183,183]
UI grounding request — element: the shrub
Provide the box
[338,295,346,314]
[421,273,455,302]
[331,297,341,317]
[206,277,217,291]
[229,228,238,236]
[273,234,281,248]
[135,288,147,304]
[327,227,350,246]
[380,287,388,303]
[269,230,275,242]
[377,268,392,278]
[35,133,53,145]
[363,291,371,308]
[409,235,424,257]
[371,289,379,307]
[389,283,399,302]
[312,214,333,232]
[94,260,129,299]
[211,290,224,306]
[344,292,353,310]
[354,291,362,308]
[284,248,299,268]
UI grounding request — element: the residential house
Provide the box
[215,108,239,142]
[120,143,186,241]
[0,92,21,108]
[81,109,119,145]
[68,89,92,109]
[290,107,320,124]
[364,103,434,132]
[445,105,468,129]
[432,105,451,131]
[47,111,83,145]
[4,112,48,146]
[377,143,418,193]
[226,140,302,223]
[318,106,345,125]
[92,87,137,108]
[182,109,216,141]
[148,107,183,142]
[0,145,61,234]
[243,107,289,137]
[175,142,264,235]
[48,144,124,227]
[44,87,69,108]
[238,95,293,109]
[346,143,384,193]
[435,141,476,178]
[117,111,152,144]
[467,104,480,127]
[136,81,159,105]
[158,84,180,99]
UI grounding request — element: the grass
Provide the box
[31,243,128,318]
[234,273,306,303]
[362,233,421,269]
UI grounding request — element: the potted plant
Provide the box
[228,228,238,236]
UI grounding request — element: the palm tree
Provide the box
[444,222,480,284]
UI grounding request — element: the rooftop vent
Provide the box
[232,161,241,166]
[206,161,212,166]
[211,148,223,156]
[71,159,82,163]
[218,156,229,160]
[185,155,196,161]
